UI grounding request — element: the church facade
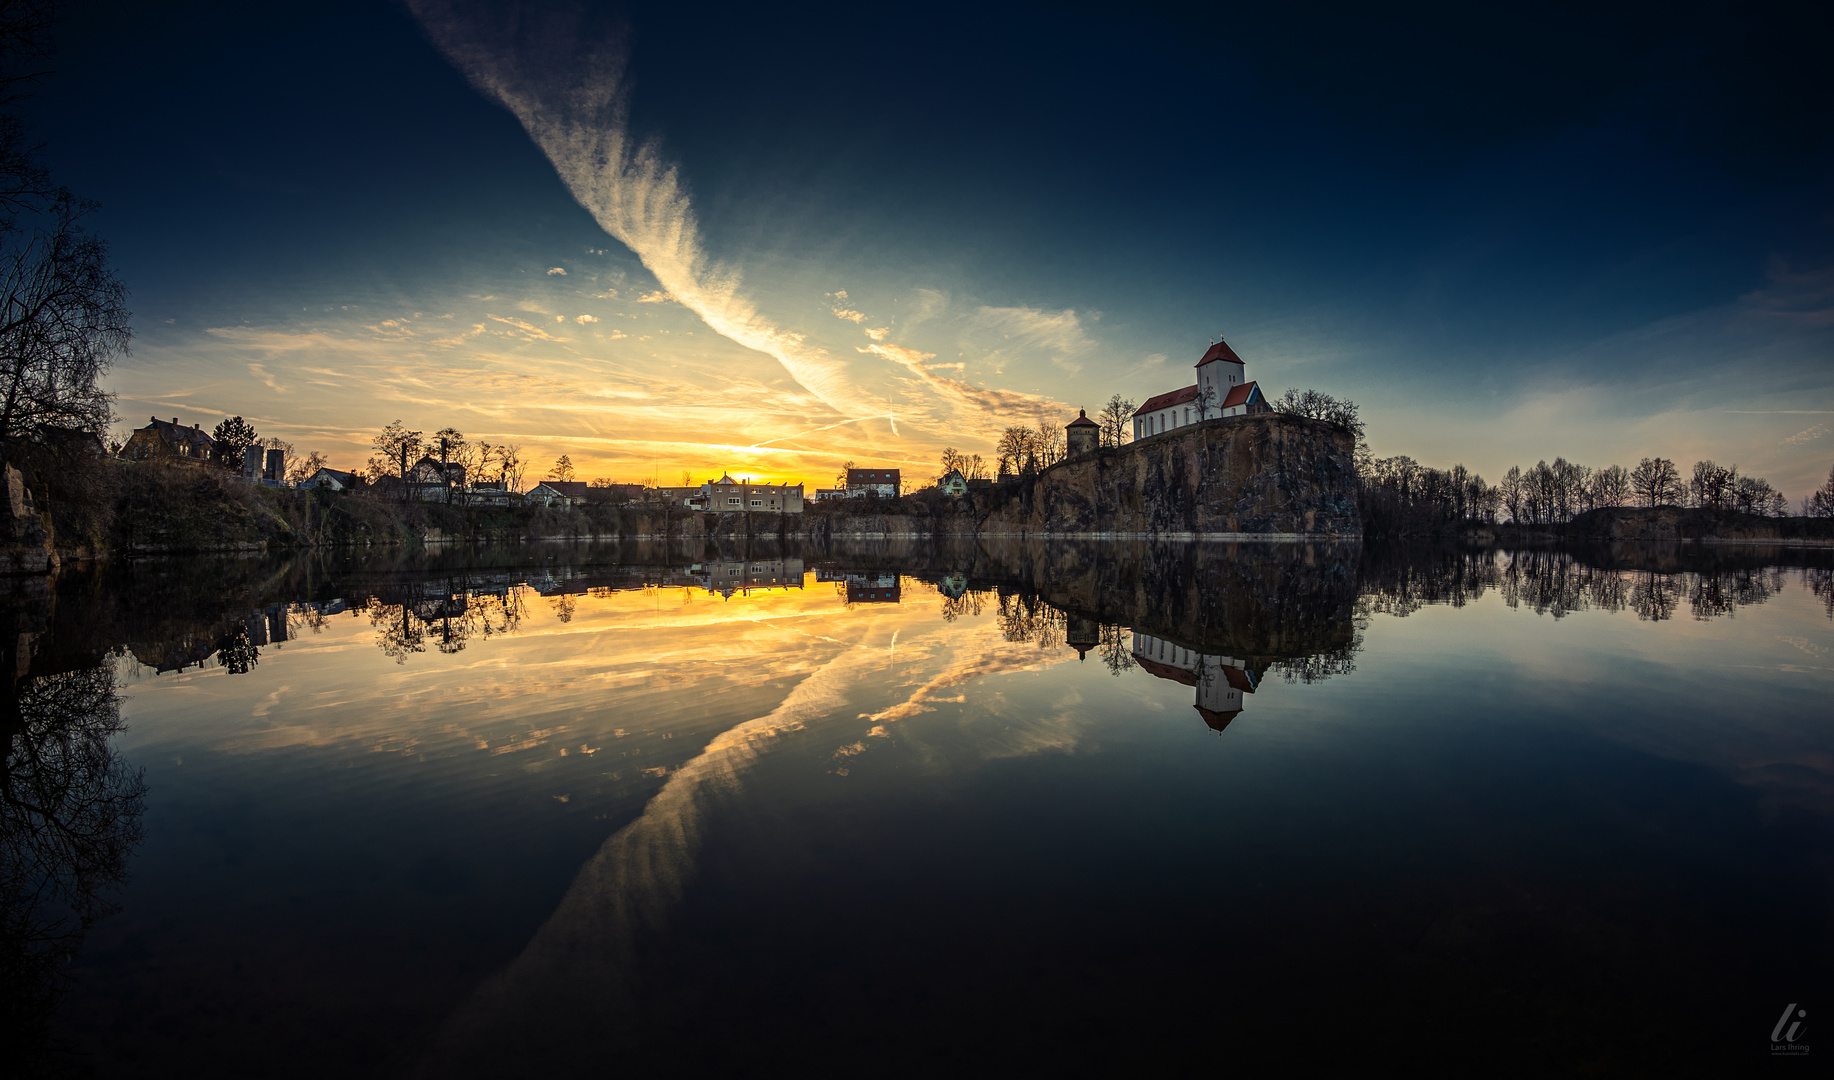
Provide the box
[1132,338,1267,441]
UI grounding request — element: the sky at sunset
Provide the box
[26,0,1834,494]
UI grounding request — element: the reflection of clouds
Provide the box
[417,627,884,1075]
[409,592,1083,1073]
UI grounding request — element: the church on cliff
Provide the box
[1132,338,1268,441]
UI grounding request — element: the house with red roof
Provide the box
[1132,337,1267,441]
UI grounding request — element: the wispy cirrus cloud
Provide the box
[407,1,879,419]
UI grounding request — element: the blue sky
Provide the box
[27,0,1834,492]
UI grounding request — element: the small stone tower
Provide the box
[1066,409,1100,457]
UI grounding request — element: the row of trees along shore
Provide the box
[1361,454,1834,535]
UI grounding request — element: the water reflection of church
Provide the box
[1130,632,1259,733]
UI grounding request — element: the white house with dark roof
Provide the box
[1132,338,1266,440]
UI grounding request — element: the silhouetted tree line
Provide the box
[1360,450,1820,535]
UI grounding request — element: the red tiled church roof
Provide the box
[1221,381,1261,409]
[1133,385,1200,416]
[1196,338,1245,366]
[1067,408,1098,427]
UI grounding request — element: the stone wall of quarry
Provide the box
[969,414,1361,538]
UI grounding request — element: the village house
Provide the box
[1130,632,1258,733]
[595,482,646,503]
[691,474,804,513]
[845,468,900,498]
[469,479,513,506]
[812,487,846,501]
[526,480,588,508]
[122,417,216,462]
[1132,338,1268,441]
[845,573,901,604]
[646,484,704,508]
[692,558,807,597]
[300,467,360,492]
[404,455,466,502]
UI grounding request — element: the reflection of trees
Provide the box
[1269,635,1361,684]
[367,584,527,664]
[0,663,146,1064]
[550,594,578,624]
[1360,548,1801,624]
[1098,624,1136,676]
[939,589,988,622]
[1806,568,1833,620]
[214,626,260,674]
[996,593,1064,648]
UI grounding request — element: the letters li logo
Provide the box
[1771,1003,1809,1057]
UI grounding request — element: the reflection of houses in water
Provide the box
[129,603,297,675]
[244,604,290,647]
[1065,613,1099,659]
[845,574,901,604]
[1132,632,1258,732]
[130,634,220,674]
[938,573,969,600]
[523,567,701,595]
[690,558,806,597]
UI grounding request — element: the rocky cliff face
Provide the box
[977,414,1360,537]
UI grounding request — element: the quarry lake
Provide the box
[9,540,1833,1075]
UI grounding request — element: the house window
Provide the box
[750,500,762,507]
[728,497,741,505]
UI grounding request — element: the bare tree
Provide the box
[1500,465,1524,523]
[1097,394,1134,448]
[548,454,575,482]
[1033,419,1065,468]
[0,193,129,439]
[288,450,328,484]
[1689,460,1735,509]
[1805,464,1834,517]
[963,453,989,481]
[497,443,526,492]
[1629,457,1682,507]
[1588,464,1631,509]
[1271,388,1364,438]
[938,446,965,480]
[366,420,423,482]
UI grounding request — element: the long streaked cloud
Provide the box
[406,1,880,419]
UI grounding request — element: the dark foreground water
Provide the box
[4,540,1831,1075]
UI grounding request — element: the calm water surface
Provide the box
[6,542,1831,1074]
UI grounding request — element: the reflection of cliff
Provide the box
[1132,632,1258,732]
[972,539,1364,668]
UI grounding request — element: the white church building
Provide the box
[1131,632,1258,733]
[1132,338,1267,441]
